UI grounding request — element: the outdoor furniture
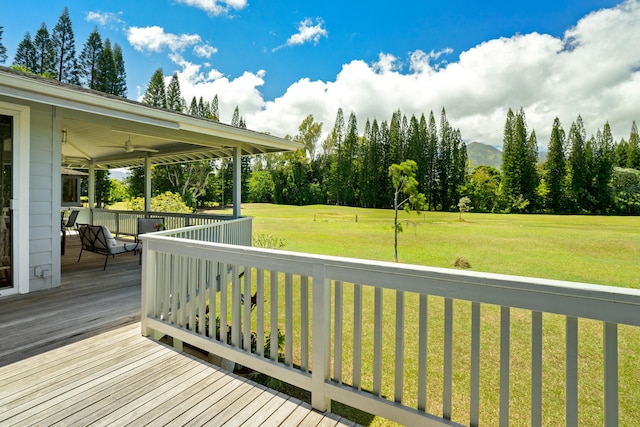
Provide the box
[77,224,141,270]
[136,217,165,264]
[62,210,79,237]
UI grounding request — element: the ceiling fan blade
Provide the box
[134,147,160,153]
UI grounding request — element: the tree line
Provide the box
[0,8,127,96]
[121,67,640,216]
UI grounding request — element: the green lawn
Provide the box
[235,203,640,289]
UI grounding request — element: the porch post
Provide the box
[144,155,152,217]
[232,146,241,218]
[88,163,95,210]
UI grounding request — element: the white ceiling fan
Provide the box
[100,135,159,153]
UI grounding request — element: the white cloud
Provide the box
[126,26,204,53]
[162,0,640,149]
[273,18,328,52]
[176,0,247,16]
[86,11,124,27]
[193,44,218,58]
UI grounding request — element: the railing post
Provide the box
[311,263,331,412]
[140,241,157,337]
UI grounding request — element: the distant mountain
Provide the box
[465,141,548,170]
[466,141,502,170]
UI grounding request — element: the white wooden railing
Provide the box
[91,208,238,237]
[140,227,640,427]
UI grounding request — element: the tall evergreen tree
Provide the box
[52,7,77,83]
[568,115,589,211]
[545,117,567,213]
[211,94,220,121]
[78,27,102,89]
[231,106,241,127]
[615,138,628,168]
[142,68,166,108]
[626,121,640,169]
[33,22,56,77]
[94,39,117,94]
[0,26,7,64]
[501,108,537,211]
[436,107,453,210]
[13,32,36,71]
[593,123,615,213]
[111,43,127,96]
[425,111,438,210]
[166,72,182,112]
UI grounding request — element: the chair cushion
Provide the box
[102,226,118,248]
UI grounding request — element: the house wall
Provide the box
[28,103,61,292]
[0,95,61,294]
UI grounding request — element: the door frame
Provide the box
[0,101,30,296]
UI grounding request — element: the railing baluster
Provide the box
[353,283,363,390]
[207,260,216,338]
[231,264,241,347]
[500,306,510,426]
[373,286,383,397]
[566,316,578,427]
[395,290,404,404]
[220,262,228,343]
[604,322,618,427]
[285,273,293,366]
[443,298,453,419]
[531,310,543,427]
[418,294,428,411]
[187,257,197,331]
[470,301,480,427]
[202,260,211,337]
[270,270,278,362]
[301,276,309,372]
[243,266,252,351]
[256,268,265,357]
[334,281,343,383]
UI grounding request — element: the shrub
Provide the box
[127,191,193,213]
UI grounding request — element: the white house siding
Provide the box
[28,103,61,292]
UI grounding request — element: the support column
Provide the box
[232,146,241,218]
[88,163,95,210]
[144,155,152,217]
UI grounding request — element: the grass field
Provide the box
[230,203,640,289]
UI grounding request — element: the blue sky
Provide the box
[3,0,639,146]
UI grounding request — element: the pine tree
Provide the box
[33,22,56,77]
[94,39,116,94]
[436,107,453,210]
[615,138,628,168]
[626,121,640,169]
[78,27,102,89]
[166,72,182,112]
[231,106,241,127]
[52,7,77,83]
[593,122,615,213]
[545,117,567,213]
[112,43,127,96]
[0,26,7,64]
[568,115,589,211]
[189,97,199,116]
[501,108,537,211]
[142,68,166,108]
[13,32,37,71]
[211,95,220,121]
[425,111,438,210]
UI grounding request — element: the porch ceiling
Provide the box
[0,66,301,169]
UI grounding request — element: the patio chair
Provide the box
[62,210,79,237]
[77,224,141,270]
[136,217,165,264]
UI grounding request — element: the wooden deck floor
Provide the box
[0,237,358,426]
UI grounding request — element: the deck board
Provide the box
[0,239,359,426]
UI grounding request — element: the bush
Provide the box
[127,191,193,213]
